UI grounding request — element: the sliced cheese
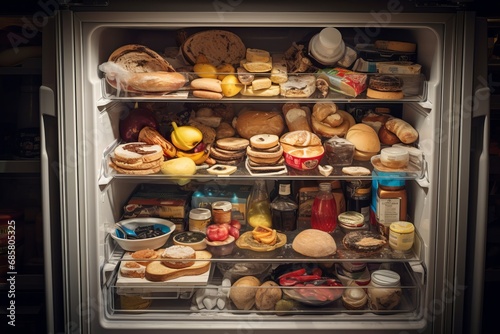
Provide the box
[240,84,280,97]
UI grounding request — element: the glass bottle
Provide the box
[376,173,407,237]
[310,182,337,233]
[270,182,298,231]
[246,180,272,228]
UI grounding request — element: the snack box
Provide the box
[191,184,251,224]
[122,184,192,232]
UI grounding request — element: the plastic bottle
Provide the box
[310,182,337,233]
[246,180,272,228]
[270,182,298,231]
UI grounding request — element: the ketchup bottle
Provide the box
[310,182,338,233]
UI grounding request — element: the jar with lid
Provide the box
[389,221,415,253]
[376,172,407,237]
[246,180,272,228]
[189,208,212,233]
[211,201,232,225]
[367,269,402,310]
[310,182,337,233]
[270,182,298,231]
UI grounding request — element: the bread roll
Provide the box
[233,110,285,139]
[345,124,381,161]
[191,78,222,93]
[292,229,337,257]
[229,276,261,310]
[384,118,419,144]
[279,130,322,147]
[378,124,401,145]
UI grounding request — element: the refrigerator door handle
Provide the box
[472,87,491,118]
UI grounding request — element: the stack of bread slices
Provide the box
[209,137,250,165]
[245,134,287,174]
[109,142,163,175]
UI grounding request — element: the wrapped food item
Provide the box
[316,68,367,97]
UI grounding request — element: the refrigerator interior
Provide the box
[57,10,467,333]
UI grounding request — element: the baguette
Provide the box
[384,118,418,144]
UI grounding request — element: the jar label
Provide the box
[377,198,401,224]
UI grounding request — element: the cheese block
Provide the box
[240,58,273,73]
[251,77,272,91]
[240,85,280,97]
[246,48,271,62]
[145,250,212,282]
[270,55,288,84]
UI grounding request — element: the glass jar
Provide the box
[189,208,212,233]
[376,174,407,237]
[367,269,402,311]
[389,221,415,252]
[211,201,232,225]
[310,182,337,233]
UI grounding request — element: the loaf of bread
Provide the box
[181,30,246,66]
[283,107,311,132]
[233,110,285,139]
[292,229,337,257]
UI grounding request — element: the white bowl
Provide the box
[110,218,175,251]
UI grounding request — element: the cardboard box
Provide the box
[191,184,252,224]
[122,184,192,231]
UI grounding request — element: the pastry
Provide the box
[342,231,387,252]
[366,75,404,99]
[120,261,146,278]
[130,248,159,266]
[161,245,196,269]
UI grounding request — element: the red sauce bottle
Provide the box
[310,182,338,233]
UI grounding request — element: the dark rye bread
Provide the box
[181,30,246,66]
[108,44,175,72]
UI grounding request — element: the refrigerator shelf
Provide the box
[107,227,424,265]
[100,73,427,103]
[107,262,422,317]
[101,149,427,183]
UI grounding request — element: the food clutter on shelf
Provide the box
[105,26,425,314]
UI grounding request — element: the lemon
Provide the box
[221,74,243,97]
[193,63,218,79]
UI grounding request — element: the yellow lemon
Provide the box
[193,63,217,79]
[221,74,243,97]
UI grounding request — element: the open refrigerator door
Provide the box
[47,4,488,334]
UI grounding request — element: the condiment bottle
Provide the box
[345,180,371,224]
[367,269,402,310]
[310,182,337,233]
[270,182,298,231]
[246,180,272,228]
[376,173,408,237]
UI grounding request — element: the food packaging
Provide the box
[316,68,367,97]
[323,136,355,166]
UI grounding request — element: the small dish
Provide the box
[173,231,207,250]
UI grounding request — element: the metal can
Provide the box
[389,221,415,252]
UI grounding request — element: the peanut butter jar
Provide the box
[211,201,232,224]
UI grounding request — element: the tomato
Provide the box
[205,224,229,242]
[230,220,241,230]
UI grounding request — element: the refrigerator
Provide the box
[39,1,490,333]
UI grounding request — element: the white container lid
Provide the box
[189,208,211,220]
[371,269,401,286]
[309,27,345,65]
[211,201,232,212]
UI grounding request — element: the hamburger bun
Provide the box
[292,229,337,257]
[345,124,380,161]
